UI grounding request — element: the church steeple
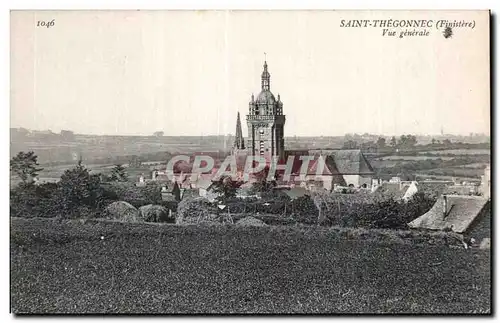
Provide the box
[234,112,245,150]
[246,58,285,161]
[261,60,270,91]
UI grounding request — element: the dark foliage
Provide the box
[10,183,60,218]
[211,176,243,202]
[10,151,43,183]
[109,164,128,182]
[57,162,105,218]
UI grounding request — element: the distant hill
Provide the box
[10,128,490,165]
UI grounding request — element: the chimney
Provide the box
[442,195,448,217]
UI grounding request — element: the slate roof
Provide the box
[408,195,489,233]
[305,155,346,185]
[309,149,374,175]
[256,90,276,104]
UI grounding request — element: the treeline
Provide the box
[178,190,435,229]
[10,151,177,218]
[343,134,489,153]
[11,151,437,230]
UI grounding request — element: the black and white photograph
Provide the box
[8,8,491,315]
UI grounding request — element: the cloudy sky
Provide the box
[11,10,490,136]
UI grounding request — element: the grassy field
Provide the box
[419,149,490,155]
[11,218,490,314]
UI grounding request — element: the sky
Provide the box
[10,10,490,136]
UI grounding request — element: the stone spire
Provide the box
[234,112,245,150]
[261,60,270,91]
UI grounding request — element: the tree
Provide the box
[399,134,417,149]
[390,136,397,148]
[110,164,128,182]
[442,139,452,146]
[58,161,103,217]
[141,181,164,203]
[361,141,376,152]
[431,138,436,145]
[10,151,43,184]
[250,179,277,195]
[210,176,243,202]
[154,131,164,137]
[406,135,417,147]
[399,135,408,148]
[376,137,386,149]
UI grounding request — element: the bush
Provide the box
[104,201,142,222]
[102,181,163,206]
[139,204,173,223]
[159,201,178,212]
[57,163,104,218]
[10,182,61,218]
[176,198,219,225]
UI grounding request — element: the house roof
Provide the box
[309,149,374,175]
[408,195,489,233]
[306,155,346,186]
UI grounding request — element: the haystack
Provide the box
[139,204,173,223]
[176,197,219,225]
[104,201,142,222]
[236,216,267,227]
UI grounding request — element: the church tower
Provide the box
[233,112,245,151]
[246,60,286,161]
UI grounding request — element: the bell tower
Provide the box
[246,60,286,161]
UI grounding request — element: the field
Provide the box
[379,155,455,161]
[11,218,491,314]
[419,149,490,155]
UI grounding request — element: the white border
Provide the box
[2,1,498,322]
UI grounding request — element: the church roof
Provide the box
[256,90,276,104]
[310,149,374,175]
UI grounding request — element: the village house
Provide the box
[408,194,490,246]
[480,165,491,199]
[308,149,375,188]
[373,180,419,202]
[161,182,181,202]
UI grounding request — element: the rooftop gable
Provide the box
[408,195,489,233]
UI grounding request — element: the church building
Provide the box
[244,60,286,161]
[231,59,375,189]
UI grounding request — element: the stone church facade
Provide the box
[231,59,375,189]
